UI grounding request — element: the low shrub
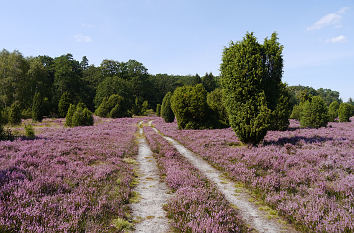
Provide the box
[8,102,22,125]
[24,124,35,139]
[161,92,174,123]
[300,96,329,128]
[66,104,94,127]
[207,88,229,126]
[338,103,352,122]
[328,101,339,122]
[156,104,161,116]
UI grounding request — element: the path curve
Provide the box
[131,122,171,233]
[150,122,298,233]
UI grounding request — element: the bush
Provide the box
[71,104,94,127]
[141,100,149,115]
[156,104,161,116]
[24,124,35,139]
[328,101,339,122]
[32,92,44,122]
[171,84,217,129]
[65,104,76,127]
[21,108,32,119]
[95,94,130,118]
[270,83,293,131]
[8,102,22,125]
[290,104,302,120]
[58,92,72,118]
[95,97,109,117]
[300,96,329,128]
[161,92,174,123]
[221,33,281,145]
[338,103,351,122]
[207,88,229,126]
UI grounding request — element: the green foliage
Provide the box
[171,84,217,129]
[94,77,133,109]
[58,92,72,118]
[207,88,228,126]
[300,96,329,128]
[156,104,161,116]
[21,108,32,119]
[32,92,44,122]
[24,124,35,139]
[9,102,22,125]
[221,32,280,145]
[290,104,303,120]
[338,103,352,122]
[95,97,109,117]
[202,73,217,92]
[141,100,149,115]
[328,101,339,122]
[161,92,174,123]
[65,104,76,127]
[70,104,94,127]
[270,83,293,131]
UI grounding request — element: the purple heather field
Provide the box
[0,118,139,232]
[152,117,354,233]
[144,126,251,233]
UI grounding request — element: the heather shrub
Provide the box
[156,104,161,116]
[161,92,174,123]
[207,88,229,126]
[8,102,21,125]
[328,101,339,122]
[338,103,351,122]
[300,96,328,128]
[171,84,215,129]
[24,124,35,139]
[58,92,72,117]
[32,92,44,122]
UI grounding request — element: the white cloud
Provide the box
[307,7,349,31]
[74,34,92,43]
[326,35,347,43]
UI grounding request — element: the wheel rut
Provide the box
[149,121,298,233]
[130,122,171,233]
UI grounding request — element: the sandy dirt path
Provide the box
[150,122,298,233]
[130,122,171,233]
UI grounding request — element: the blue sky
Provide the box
[1,0,353,100]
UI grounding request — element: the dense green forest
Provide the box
[0,48,351,124]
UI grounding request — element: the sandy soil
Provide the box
[130,122,172,233]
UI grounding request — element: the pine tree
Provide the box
[156,104,161,116]
[328,101,339,122]
[161,92,174,123]
[9,102,22,125]
[58,92,72,117]
[221,33,272,145]
[65,104,76,127]
[300,96,329,128]
[338,103,351,122]
[32,92,44,122]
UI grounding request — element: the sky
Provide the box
[0,0,353,101]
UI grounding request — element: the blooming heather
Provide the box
[0,118,139,232]
[144,126,251,233]
[152,117,354,232]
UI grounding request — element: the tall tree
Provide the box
[221,32,276,145]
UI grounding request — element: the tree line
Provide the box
[0,33,353,144]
